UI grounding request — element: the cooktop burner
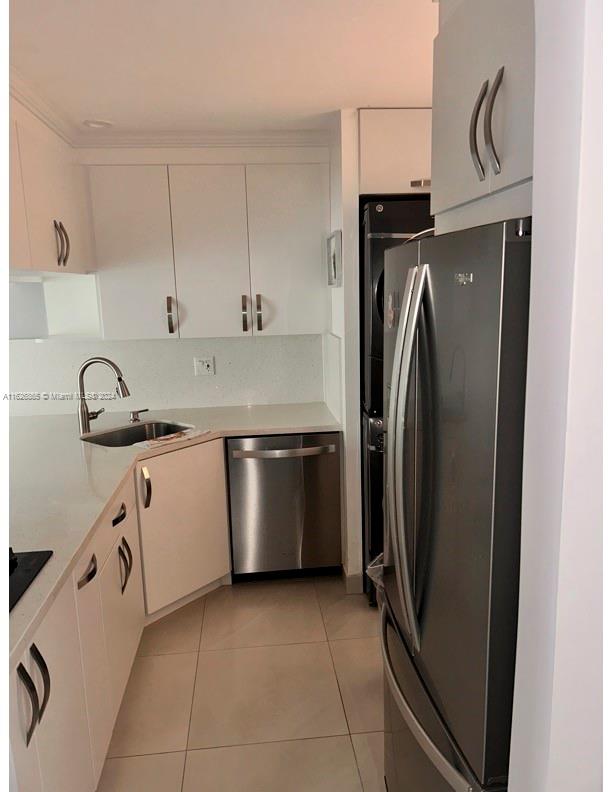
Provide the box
[9,547,53,612]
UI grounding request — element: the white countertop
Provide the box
[10,402,340,666]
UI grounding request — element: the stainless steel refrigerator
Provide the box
[376,218,531,791]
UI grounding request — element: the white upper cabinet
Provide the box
[359,109,432,195]
[246,163,330,335]
[90,165,179,340]
[17,121,94,273]
[10,121,31,270]
[169,165,252,337]
[431,0,534,215]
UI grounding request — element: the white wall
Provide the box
[508,0,602,789]
[8,335,324,415]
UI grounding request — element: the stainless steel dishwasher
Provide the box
[227,433,342,574]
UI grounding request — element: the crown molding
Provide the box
[10,68,78,144]
[69,128,332,149]
[10,70,331,149]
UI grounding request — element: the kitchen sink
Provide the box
[81,421,192,447]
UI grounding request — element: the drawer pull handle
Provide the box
[166,296,176,334]
[112,502,127,527]
[484,66,505,175]
[141,466,152,508]
[256,293,263,331]
[118,544,129,594]
[122,536,133,577]
[59,221,70,265]
[29,644,51,722]
[77,553,98,589]
[242,294,249,332]
[17,663,39,746]
[53,220,64,266]
[469,79,489,182]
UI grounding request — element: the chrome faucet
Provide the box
[78,357,130,435]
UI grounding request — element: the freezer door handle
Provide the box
[232,444,336,460]
[380,604,474,792]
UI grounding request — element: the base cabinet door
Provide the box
[10,578,95,792]
[245,163,330,335]
[99,505,145,720]
[136,440,231,614]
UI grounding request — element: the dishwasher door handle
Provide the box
[232,444,336,460]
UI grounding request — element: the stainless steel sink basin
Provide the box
[81,421,192,447]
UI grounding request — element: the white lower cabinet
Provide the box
[136,439,231,614]
[73,478,143,785]
[10,578,95,792]
[99,505,145,720]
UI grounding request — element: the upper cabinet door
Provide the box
[359,109,432,194]
[246,163,330,336]
[10,121,31,270]
[431,0,534,216]
[17,122,94,273]
[430,1,493,215]
[169,165,252,338]
[90,165,179,340]
[480,0,535,195]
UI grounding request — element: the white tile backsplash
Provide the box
[8,335,323,415]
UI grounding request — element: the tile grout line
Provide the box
[179,595,208,792]
[316,581,366,792]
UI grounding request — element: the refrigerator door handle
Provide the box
[381,604,474,792]
[393,264,429,653]
[386,267,418,639]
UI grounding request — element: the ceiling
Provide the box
[10,0,438,143]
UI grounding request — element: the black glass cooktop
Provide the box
[10,547,53,612]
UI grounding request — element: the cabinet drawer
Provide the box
[75,475,136,583]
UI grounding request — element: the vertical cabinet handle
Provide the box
[241,294,249,332]
[166,296,176,334]
[29,644,51,721]
[53,220,65,266]
[256,293,263,331]
[112,502,127,527]
[118,544,129,594]
[141,466,152,508]
[469,79,489,182]
[121,536,133,576]
[59,222,70,266]
[77,553,98,589]
[484,66,505,175]
[16,663,39,747]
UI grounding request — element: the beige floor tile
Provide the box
[330,637,384,733]
[315,577,379,640]
[201,580,326,650]
[138,598,205,656]
[352,732,385,792]
[97,752,185,792]
[188,642,347,748]
[108,652,198,757]
[183,736,362,792]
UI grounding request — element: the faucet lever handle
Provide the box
[88,408,105,420]
[129,409,149,423]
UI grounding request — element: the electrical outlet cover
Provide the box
[194,356,215,376]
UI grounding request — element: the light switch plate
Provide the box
[194,356,215,376]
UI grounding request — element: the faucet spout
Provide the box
[78,357,130,436]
